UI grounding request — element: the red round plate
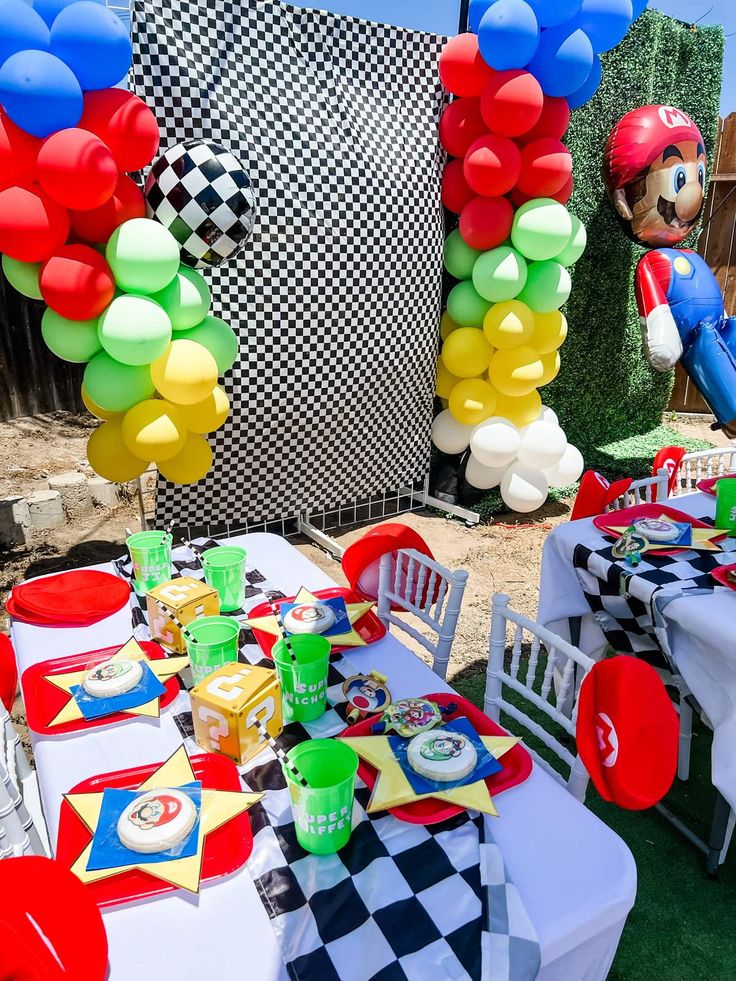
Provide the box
[56,753,253,908]
[593,503,724,556]
[22,642,180,736]
[339,692,532,825]
[13,570,130,625]
[249,587,386,659]
[697,474,736,497]
[712,564,736,592]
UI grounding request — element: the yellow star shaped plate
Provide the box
[23,638,188,735]
[57,747,263,906]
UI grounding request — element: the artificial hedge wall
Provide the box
[549,8,724,454]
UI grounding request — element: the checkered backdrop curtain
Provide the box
[131,0,447,529]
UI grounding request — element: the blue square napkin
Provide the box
[280,595,350,638]
[71,661,166,720]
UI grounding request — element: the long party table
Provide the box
[14,533,636,980]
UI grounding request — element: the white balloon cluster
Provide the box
[432,404,584,513]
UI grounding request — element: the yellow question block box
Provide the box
[146,577,220,654]
[190,662,283,765]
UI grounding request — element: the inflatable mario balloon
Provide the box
[605,105,736,435]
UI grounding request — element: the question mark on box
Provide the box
[197,706,229,751]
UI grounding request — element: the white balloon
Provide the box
[465,454,507,490]
[432,409,473,455]
[517,420,567,470]
[538,404,558,426]
[470,417,520,468]
[544,443,585,488]
[501,463,549,513]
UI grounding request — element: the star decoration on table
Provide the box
[63,746,263,894]
[246,587,375,647]
[340,733,520,817]
[607,525,726,553]
[45,637,189,727]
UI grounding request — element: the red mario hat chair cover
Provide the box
[577,656,679,810]
[341,524,435,604]
[570,471,634,521]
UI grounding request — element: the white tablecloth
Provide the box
[538,493,736,812]
[14,533,636,980]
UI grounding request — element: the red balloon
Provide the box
[439,33,495,98]
[40,244,115,320]
[0,186,69,263]
[480,70,544,138]
[517,138,572,197]
[554,173,574,205]
[70,173,145,244]
[79,89,160,172]
[0,110,40,192]
[439,98,487,158]
[441,158,474,214]
[459,196,514,251]
[519,96,570,144]
[511,173,574,208]
[37,128,118,211]
[463,134,521,197]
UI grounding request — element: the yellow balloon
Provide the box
[531,310,568,355]
[440,311,461,342]
[448,378,497,426]
[81,383,121,421]
[539,351,561,386]
[483,300,535,350]
[436,357,461,399]
[87,420,147,482]
[441,327,493,378]
[176,385,230,434]
[150,339,218,405]
[158,433,213,484]
[489,346,545,397]
[121,399,187,462]
[493,389,543,427]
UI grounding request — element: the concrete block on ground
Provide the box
[0,496,31,547]
[27,490,65,530]
[88,476,119,508]
[48,471,92,519]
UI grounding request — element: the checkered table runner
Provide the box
[114,543,540,980]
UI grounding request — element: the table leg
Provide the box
[707,790,732,877]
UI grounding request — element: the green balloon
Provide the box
[150,265,211,331]
[472,246,528,302]
[518,261,571,313]
[106,218,181,295]
[2,255,42,300]
[443,229,482,281]
[447,281,492,328]
[555,215,587,267]
[185,315,238,375]
[511,199,573,263]
[98,295,172,366]
[42,309,101,363]
[83,352,156,413]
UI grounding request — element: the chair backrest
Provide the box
[605,467,670,511]
[377,548,468,680]
[671,446,736,496]
[0,635,18,712]
[483,593,595,801]
[0,702,45,856]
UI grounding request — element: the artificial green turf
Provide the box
[453,664,736,980]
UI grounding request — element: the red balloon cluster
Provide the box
[439,34,573,251]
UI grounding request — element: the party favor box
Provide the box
[190,663,283,765]
[146,578,220,654]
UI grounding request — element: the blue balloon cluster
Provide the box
[474,0,648,106]
[0,0,131,138]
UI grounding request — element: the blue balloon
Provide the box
[571,0,633,53]
[0,49,82,137]
[527,25,594,97]
[50,0,131,90]
[0,1,49,66]
[632,0,648,18]
[566,52,601,109]
[526,0,582,28]
[469,0,493,34]
[478,0,539,71]
[32,0,104,29]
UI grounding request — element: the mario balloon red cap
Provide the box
[576,657,678,810]
[604,105,704,192]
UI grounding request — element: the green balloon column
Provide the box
[434,0,645,512]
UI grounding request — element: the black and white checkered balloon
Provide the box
[145,141,257,269]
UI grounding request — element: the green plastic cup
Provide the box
[272,634,330,723]
[126,530,173,595]
[201,546,247,612]
[284,739,358,854]
[715,478,736,534]
[184,615,241,684]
